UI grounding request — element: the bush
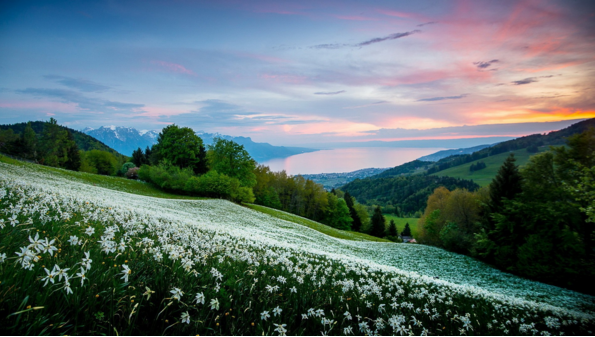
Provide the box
[85,150,118,175]
[120,162,136,176]
[125,167,139,179]
[385,235,402,243]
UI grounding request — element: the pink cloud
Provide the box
[259,73,308,84]
[334,15,378,21]
[0,101,78,113]
[150,60,196,76]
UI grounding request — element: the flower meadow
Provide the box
[0,161,594,335]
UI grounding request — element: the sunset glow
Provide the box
[0,0,593,146]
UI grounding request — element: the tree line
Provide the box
[0,119,127,175]
[416,128,595,293]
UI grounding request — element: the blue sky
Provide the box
[1,0,594,146]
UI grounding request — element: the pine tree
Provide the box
[387,220,398,236]
[21,122,37,160]
[195,143,209,174]
[64,130,81,171]
[132,147,145,167]
[489,154,523,213]
[344,192,362,232]
[370,206,386,237]
[401,223,412,237]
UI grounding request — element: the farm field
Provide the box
[1,159,594,335]
[382,215,419,238]
[431,147,546,187]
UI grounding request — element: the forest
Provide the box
[415,128,595,293]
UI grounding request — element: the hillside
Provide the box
[1,155,594,335]
[0,121,123,158]
[432,147,546,186]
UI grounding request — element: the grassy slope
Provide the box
[431,147,546,187]
[245,203,391,242]
[0,154,384,242]
[382,214,419,237]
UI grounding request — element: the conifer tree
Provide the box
[132,147,145,167]
[401,223,412,237]
[21,122,37,160]
[370,206,386,237]
[64,130,81,171]
[387,219,398,237]
[489,154,522,213]
[344,192,362,232]
[195,143,209,174]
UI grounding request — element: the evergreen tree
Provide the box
[370,206,386,237]
[63,130,81,171]
[21,122,37,160]
[344,191,362,232]
[132,147,145,167]
[401,223,412,237]
[387,219,398,236]
[195,143,209,174]
[489,154,523,213]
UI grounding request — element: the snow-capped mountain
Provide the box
[82,126,317,162]
[82,126,160,156]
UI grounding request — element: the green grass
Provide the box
[244,203,392,242]
[382,214,419,237]
[431,147,547,186]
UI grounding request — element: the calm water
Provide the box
[261,147,446,175]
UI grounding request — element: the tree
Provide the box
[489,154,523,213]
[152,124,204,173]
[132,147,146,167]
[370,206,386,237]
[344,191,362,232]
[85,150,118,175]
[195,143,209,175]
[39,118,69,167]
[21,122,37,160]
[387,220,398,236]
[401,223,412,237]
[63,130,81,171]
[208,137,256,187]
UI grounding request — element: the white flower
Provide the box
[41,267,57,286]
[274,323,287,336]
[289,286,297,293]
[194,292,205,304]
[181,311,190,324]
[76,267,87,286]
[64,280,73,295]
[261,310,270,321]
[210,298,219,310]
[170,287,184,301]
[0,252,6,263]
[344,311,352,320]
[28,233,43,252]
[82,251,92,270]
[301,314,308,320]
[52,264,70,282]
[273,306,282,317]
[121,264,131,283]
[9,214,19,227]
[68,235,80,246]
[343,326,353,335]
[41,238,58,256]
[85,226,95,236]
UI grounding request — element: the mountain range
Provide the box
[82,126,317,163]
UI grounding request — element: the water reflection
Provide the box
[261,147,446,175]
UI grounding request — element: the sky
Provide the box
[1,0,594,147]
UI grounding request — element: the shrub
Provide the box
[119,162,136,176]
[125,167,139,179]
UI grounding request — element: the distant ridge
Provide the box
[82,126,318,162]
[0,121,123,157]
[417,144,493,162]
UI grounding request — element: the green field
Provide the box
[382,214,419,237]
[431,147,547,186]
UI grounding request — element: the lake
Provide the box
[261,147,446,175]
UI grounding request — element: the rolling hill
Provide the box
[0,154,593,335]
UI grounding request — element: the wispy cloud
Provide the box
[343,100,388,109]
[314,90,345,95]
[417,94,468,102]
[417,21,437,27]
[44,75,111,92]
[511,75,554,85]
[473,60,499,70]
[312,30,420,49]
[17,88,144,111]
[150,60,195,75]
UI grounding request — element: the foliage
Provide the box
[370,206,386,238]
[152,125,205,174]
[120,162,137,176]
[401,223,412,237]
[208,137,256,187]
[387,219,398,237]
[125,167,139,179]
[85,150,119,176]
[343,174,479,216]
[469,161,486,172]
